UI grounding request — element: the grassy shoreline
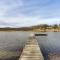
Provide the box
[0,29,60,32]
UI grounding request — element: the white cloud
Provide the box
[0,0,24,17]
[0,16,60,27]
[0,0,60,27]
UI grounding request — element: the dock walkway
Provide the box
[19,35,44,60]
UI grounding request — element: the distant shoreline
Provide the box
[0,24,60,32]
[0,29,60,32]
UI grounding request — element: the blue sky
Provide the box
[0,0,60,27]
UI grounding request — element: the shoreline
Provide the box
[0,28,60,32]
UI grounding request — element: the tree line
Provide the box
[0,24,60,31]
[31,24,60,32]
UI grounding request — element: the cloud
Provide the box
[0,0,60,27]
[0,16,60,27]
[0,0,23,17]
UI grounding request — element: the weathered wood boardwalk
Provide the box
[19,35,44,60]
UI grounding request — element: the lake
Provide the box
[0,31,60,60]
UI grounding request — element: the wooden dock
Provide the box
[19,35,44,60]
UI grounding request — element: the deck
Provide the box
[19,35,44,60]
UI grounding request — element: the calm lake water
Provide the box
[0,31,60,60]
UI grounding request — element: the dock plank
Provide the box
[19,37,44,60]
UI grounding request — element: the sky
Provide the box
[0,0,60,27]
